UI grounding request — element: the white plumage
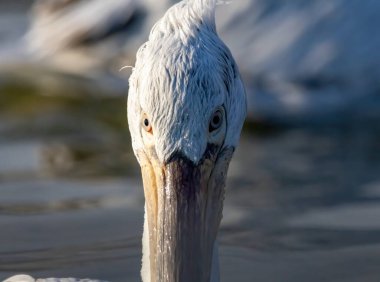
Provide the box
[128,0,246,164]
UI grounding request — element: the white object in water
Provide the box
[127,0,246,281]
[3,275,106,282]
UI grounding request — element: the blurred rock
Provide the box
[215,0,380,124]
[26,0,138,73]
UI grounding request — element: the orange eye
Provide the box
[142,114,153,133]
[209,109,223,132]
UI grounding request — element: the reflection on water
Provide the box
[1,83,380,282]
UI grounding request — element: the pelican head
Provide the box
[127,0,246,281]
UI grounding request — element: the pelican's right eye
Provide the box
[208,106,226,145]
[209,109,223,133]
[142,113,152,133]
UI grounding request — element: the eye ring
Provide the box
[141,113,153,133]
[209,108,224,133]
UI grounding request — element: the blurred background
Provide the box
[0,0,380,281]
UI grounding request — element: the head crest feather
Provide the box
[189,0,217,25]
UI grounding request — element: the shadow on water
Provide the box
[1,72,380,282]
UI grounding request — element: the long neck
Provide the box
[141,209,220,282]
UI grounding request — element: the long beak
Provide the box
[138,146,233,282]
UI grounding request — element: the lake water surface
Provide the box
[1,84,380,282]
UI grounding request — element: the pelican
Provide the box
[4,0,246,281]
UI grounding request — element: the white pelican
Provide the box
[4,0,246,281]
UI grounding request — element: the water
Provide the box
[1,81,380,282]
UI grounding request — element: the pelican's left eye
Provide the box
[142,113,153,133]
[209,109,223,132]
